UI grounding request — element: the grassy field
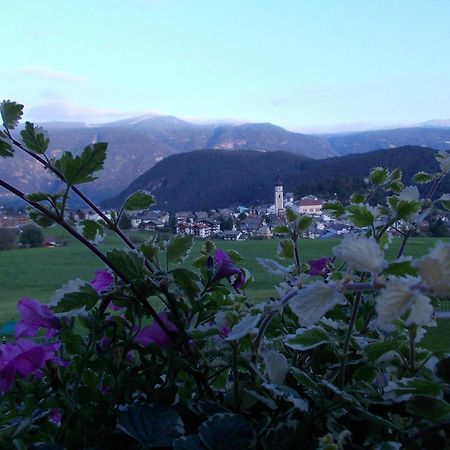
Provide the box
[0,232,449,328]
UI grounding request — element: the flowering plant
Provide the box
[1,100,450,449]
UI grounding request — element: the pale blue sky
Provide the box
[2,0,450,131]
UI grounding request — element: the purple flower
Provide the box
[91,270,113,293]
[212,250,246,292]
[306,257,331,277]
[15,298,61,338]
[0,340,67,392]
[49,408,62,426]
[135,312,177,348]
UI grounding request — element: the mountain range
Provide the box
[1,115,450,205]
[104,146,447,211]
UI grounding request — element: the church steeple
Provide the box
[274,170,284,214]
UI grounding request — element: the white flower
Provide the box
[436,151,450,173]
[289,282,346,326]
[415,241,450,298]
[333,233,386,277]
[399,186,420,201]
[376,277,434,328]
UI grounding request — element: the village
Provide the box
[1,177,448,244]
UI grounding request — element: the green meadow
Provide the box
[0,232,449,351]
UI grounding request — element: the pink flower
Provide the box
[15,298,61,338]
[0,340,67,392]
[91,270,113,293]
[135,312,177,348]
[306,257,331,277]
[212,250,246,292]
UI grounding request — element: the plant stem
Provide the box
[408,327,416,376]
[338,289,363,388]
[232,343,240,410]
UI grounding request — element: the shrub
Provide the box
[1,100,450,448]
[19,224,44,248]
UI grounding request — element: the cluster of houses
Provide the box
[5,179,446,241]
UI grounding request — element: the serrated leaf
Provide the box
[285,207,297,223]
[277,239,294,260]
[369,167,388,185]
[107,249,145,281]
[285,326,329,351]
[1,100,23,129]
[52,284,98,313]
[123,190,155,211]
[27,208,55,228]
[350,193,365,204]
[53,142,107,186]
[413,171,434,184]
[390,168,402,181]
[171,268,201,299]
[198,413,256,450]
[79,219,104,242]
[25,192,52,202]
[347,205,374,227]
[395,199,421,219]
[200,240,215,256]
[167,234,194,263]
[440,200,450,211]
[296,214,312,232]
[0,138,13,157]
[388,180,404,194]
[20,122,49,154]
[117,404,184,448]
[322,201,345,218]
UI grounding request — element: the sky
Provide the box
[2,0,450,132]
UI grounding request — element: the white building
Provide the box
[274,174,284,215]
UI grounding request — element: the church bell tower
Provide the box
[274,172,284,215]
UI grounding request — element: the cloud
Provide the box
[25,101,162,124]
[19,66,88,83]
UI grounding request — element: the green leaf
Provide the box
[285,207,297,223]
[20,122,49,154]
[350,193,365,204]
[385,378,442,402]
[390,168,402,181]
[171,268,201,299]
[53,142,107,186]
[117,404,184,448]
[226,249,242,264]
[277,239,295,260]
[0,138,13,157]
[387,180,404,194]
[440,199,450,211]
[322,201,345,218]
[200,240,215,256]
[79,219,104,242]
[167,234,194,263]
[107,249,145,281]
[123,190,155,211]
[369,167,388,185]
[27,208,55,228]
[347,205,374,227]
[290,367,320,391]
[382,260,417,277]
[25,192,52,202]
[395,199,421,219]
[52,284,99,313]
[296,214,312,232]
[272,224,289,234]
[1,100,24,129]
[285,326,330,351]
[413,171,435,184]
[365,342,397,362]
[406,396,450,421]
[198,413,256,450]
